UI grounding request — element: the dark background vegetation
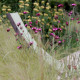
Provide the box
[0,0,80,13]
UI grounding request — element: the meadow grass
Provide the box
[0,26,58,80]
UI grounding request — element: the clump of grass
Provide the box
[0,27,58,80]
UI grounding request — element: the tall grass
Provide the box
[0,26,58,80]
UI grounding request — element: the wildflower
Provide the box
[35,30,38,33]
[41,1,45,4]
[29,42,33,46]
[7,9,11,11]
[66,22,69,26]
[54,15,58,19]
[2,9,6,11]
[32,27,37,31]
[23,11,28,14]
[49,29,52,32]
[53,28,58,32]
[58,41,62,44]
[17,22,21,26]
[30,25,32,28]
[55,36,60,39]
[76,18,79,20]
[3,15,6,18]
[71,18,74,20]
[71,3,76,6]
[62,39,65,42]
[70,11,73,14]
[41,6,44,9]
[44,13,48,16]
[7,28,10,32]
[26,0,29,2]
[77,21,80,24]
[42,19,45,22]
[58,4,64,8]
[25,24,28,27]
[58,28,62,31]
[29,21,32,24]
[58,20,60,23]
[25,4,29,7]
[49,33,55,37]
[38,28,41,31]
[17,45,22,49]
[35,20,38,24]
[36,13,40,16]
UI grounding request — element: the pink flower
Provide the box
[36,20,38,24]
[35,30,38,33]
[7,28,10,32]
[62,39,65,42]
[32,27,37,31]
[23,12,28,14]
[54,15,58,19]
[29,21,32,24]
[30,24,32,28]
[29,42,33,46]
[53,28,58,32]
[25,24,28,27]
[58,4,64,8]
[76,18,79,20]
[17,45,22,49]
[72,3,76,6]
[66,22,69,26]
[36,13,40,16]
[58,28,62,31]
[55,36,60,39]
[58,20,60,23]
[17,22,21,26]
[49,33,55,37]
[70,11,73,14]
[58,41,62,44]
[37,28,41,31]
[71,18,74,20]
[77,21,80,24]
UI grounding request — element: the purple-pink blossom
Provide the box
[29,21,32,24]
[58,4,64,8]
[77,21,80,24]
[29,42,33,46]
[25,24,28,27]
[66,22,69,26]
[17,22,21,26]
[7,28,10,32]
[71,3,76,6]
[17,45,22,49]
[23,11,28,14]
[55,36,60,39]
[36,13,40,16]
[58,41,62,44]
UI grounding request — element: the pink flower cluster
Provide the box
[58,4,64,8]
[32,27,41,33]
